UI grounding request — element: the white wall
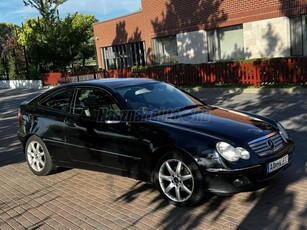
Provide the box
[244,17,291,59]
[175,16,291,63]
[0,80,43,89]
[177,30,208,64]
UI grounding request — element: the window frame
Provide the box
[72,86,123,122]
[207,24,244,62]
[152,35,178,65]
[207,29,220,61]
[38,88,76,114]
[102,41,146,70]
[290,15,307,56]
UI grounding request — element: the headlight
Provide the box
[277,122,289,142]
[216,142,250,162]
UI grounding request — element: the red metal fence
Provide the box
[41,57,307,87]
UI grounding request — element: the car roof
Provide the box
[64,78,159,89]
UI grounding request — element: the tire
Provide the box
[154,152,206,207]
[25,136,54,176]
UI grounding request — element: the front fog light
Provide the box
[216,142,250,162]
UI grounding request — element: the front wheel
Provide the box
[154,152,206,206]
[25,136,54,176]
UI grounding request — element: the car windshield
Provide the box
[115,82,205,116]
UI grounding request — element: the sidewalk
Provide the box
[0,88,306,230]
[0,89,45,118]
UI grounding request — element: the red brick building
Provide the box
[93,0,307,70]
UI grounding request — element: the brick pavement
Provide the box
[0,88,306,230]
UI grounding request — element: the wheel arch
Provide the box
[149,146,198,183]
[22,133,42,150]
[24,134,55,176]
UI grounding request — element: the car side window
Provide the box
[74,88,121,121]
[40,89,74,113]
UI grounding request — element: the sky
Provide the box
[0,0,142,25]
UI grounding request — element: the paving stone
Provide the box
[0,88,306,230]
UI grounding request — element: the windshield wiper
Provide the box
[150,104,207,117]
[178,104,206,112]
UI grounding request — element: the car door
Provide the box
[64,87,150,175]
[37,87,75,163]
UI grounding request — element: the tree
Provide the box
[19,13,97,72]
[0,23,11,79]
[0,23,27,80]
[20,0,98,74]
[62,13,98,69]
[23,0,67,20]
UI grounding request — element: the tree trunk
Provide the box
[3,56,9,80]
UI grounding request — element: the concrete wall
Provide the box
[177,17,291,63]
[176,30,208,64]
[244,17,291,59]
[0,80,43,89]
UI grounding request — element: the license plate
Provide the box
[266,155,289,173]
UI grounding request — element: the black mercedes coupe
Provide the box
[17,78,294,206]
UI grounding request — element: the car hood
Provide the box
[148,106,277,144]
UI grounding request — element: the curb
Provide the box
[183,87,307,95]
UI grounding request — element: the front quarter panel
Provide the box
[145,121,227,171]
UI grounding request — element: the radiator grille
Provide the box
[248,133,284,157]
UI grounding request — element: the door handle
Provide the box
[65,118,76,127]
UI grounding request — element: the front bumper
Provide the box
[203,144,294,195]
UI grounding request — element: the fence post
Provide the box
[253,62,259,88]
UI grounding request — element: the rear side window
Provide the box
[40,89,74,113]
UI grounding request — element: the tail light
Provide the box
[18,111,23,123]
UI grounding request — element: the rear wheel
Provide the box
[25,136,54,176]
[154,152,206,206]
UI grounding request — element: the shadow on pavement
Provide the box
[0,88,306,229]
[0,173,80,229]
[0,116,24,167]
[0,89,45,168]
[113,89,307,229]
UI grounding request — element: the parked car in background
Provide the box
[17,78,294,206]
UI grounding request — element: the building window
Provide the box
[152,36,178,64]
[207,30,219,61]
[207,25,244,61]
[290,15,307,56]
[102,41,146,70]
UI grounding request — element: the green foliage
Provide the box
[0,23,27,80]
[0,60,8,79]
[131,66,138,71]
[131,65,147,71]
[0,23,19,56]
[28,64,40,80]
[19,13,98,72]
[16,0,98,75]
[0,23,13,47]
[1,0,98,79]
[8,55,17,80]
[61,13,98,68]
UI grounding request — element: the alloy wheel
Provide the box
[158,159,194,203]
[27,141,46,172]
